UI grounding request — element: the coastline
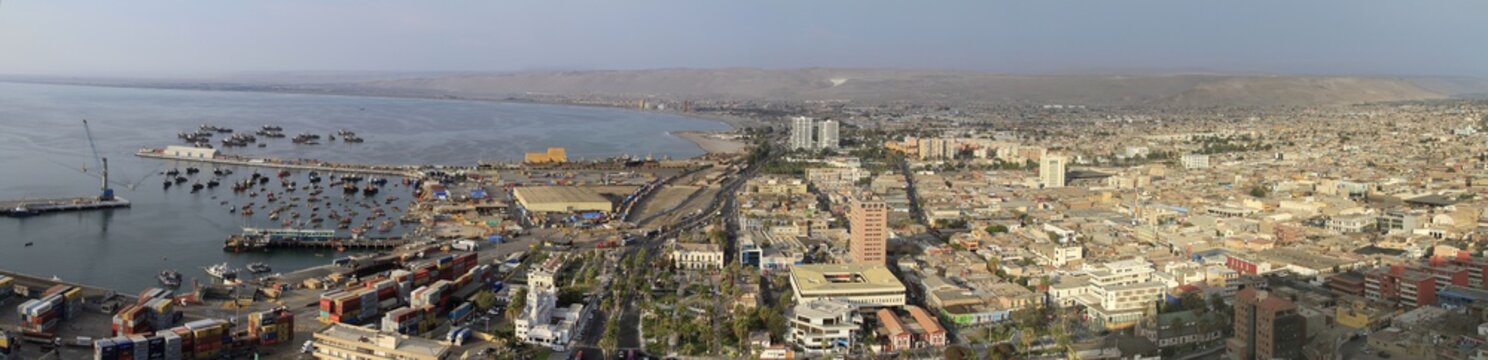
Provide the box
[674,130,749,154]
[0,79,760,159]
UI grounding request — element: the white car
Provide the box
[302,340,316,354]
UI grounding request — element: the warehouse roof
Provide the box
[512,186,613,213]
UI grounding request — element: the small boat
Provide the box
[191,182,205,192]
[204,263,238,280]
[158,270,182,287]
[206,179,220,188]
[164,181,173,189]
[24,242,34,247]
[174,176,188,184]
[246,262,271,274]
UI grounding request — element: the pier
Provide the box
[136,147,422,177]
[0,197,130,217]
[223,227,408,252]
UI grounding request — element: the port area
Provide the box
[0,197,130,217]
[135,147,419,178]
[0,270,145,359]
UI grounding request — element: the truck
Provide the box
[451,240,479,251]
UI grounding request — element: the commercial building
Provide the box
[671,242,725,270]
[512,186,613,213]
[789,263,906,308]
[1041,153,1067,188]
[1048,259,1167,329]
[1227,288,1306,360]
[805,167,869,190]
[817,119,840,149]
[312,323,451,360]
[1181,154,1210,169]
[162,145,217,159]
[849,199,888,264]
[874,306,947,353]
[1364,266,1438,308]
[514,256,583,350]
[524,147,568,164]
[790,116,815,150]
[788,299,860,355]
[919,138,951,160]
[1137,310,1225,350]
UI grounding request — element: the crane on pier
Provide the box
[82,119,116,200]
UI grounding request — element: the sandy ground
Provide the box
[674,131,747,154]
[633,186,701,227]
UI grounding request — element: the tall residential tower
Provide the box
[849,199,888,264]
[817,119,839,149]
[790,116,815,150]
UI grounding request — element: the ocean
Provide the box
[0,81,728,291]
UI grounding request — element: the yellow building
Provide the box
[524,147,568,164]
[1335,299,1386,330]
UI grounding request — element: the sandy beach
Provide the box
[676,130,748,154]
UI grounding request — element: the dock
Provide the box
[0,196,130,217]
[136,147,422,177]
[223,227,408,251]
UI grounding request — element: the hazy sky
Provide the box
[2,1,1485,77]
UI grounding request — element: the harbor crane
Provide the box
[82,119,117,200]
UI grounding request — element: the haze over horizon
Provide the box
[1,1,1486,78]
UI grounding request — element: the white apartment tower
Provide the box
[790,116,815,150]
[1041,153,1068,188]
[816,119,839,149]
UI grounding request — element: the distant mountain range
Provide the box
[10,68,1488,107]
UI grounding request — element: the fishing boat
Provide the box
[204,263,238,280]
[158,270,182,287]
[246,262,272,274]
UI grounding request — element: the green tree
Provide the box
[1249,185,1268,198]
[985,224,1009,234]
[505,288,527,320]
[472,290,498,310]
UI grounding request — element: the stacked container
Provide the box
[185,319,229,360]
[0,275,13,303]
[380,305,436,335]
[145,298,179,329]
[42,285,83,320]
[0,330,17,358]
[247,308,294,346]
[17,295,61,333]
[95,327,192,360]
[390,270,414,301]
[112,304,151,336]
[138,288,173,303]
[410,280,453,312]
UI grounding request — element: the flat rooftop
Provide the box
[513,186,610,204]
[790,263,906,295]
[317,323,450,358]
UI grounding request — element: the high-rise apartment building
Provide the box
[849,199,888,264]
[1041,153,1067,188]
[790,116,815,150]
[1228,288,1306,360]
[817,119,839,149]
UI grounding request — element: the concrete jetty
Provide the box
[0,197,130,217]
[135,147,421,177]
